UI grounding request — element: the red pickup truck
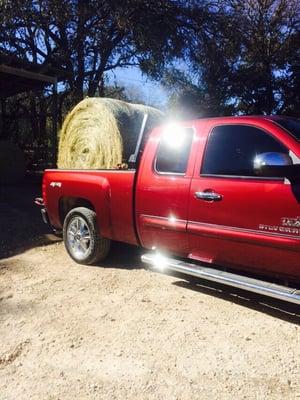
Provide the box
[38,115,300,305]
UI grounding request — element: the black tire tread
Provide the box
[63,207,110,265]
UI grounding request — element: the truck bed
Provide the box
[43,169,138,245]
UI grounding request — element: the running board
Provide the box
[141,253,300,306]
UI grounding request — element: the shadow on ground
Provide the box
[0,175,59,259]
[97,246,300,323]
[95,241,143,270]
[170,275,300,325]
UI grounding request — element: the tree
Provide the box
[227,0,299,115]
[1,0,298,120]
[278,30,300,116]
[0,0,189,104]
[163,0,300,117]
[163,1,241,117]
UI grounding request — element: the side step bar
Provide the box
[141,253,300,306]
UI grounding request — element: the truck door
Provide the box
[136,125,196,256]
[187,121,300,281]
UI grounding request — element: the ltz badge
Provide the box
[281,216,300,228]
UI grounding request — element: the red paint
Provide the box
[43,170,137,245]
[43,116,300,282]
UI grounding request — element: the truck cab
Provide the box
[136,116,300,283]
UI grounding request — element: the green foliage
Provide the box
[0,0,188,102]
[227,0,299,115]
[164,0,300,117]
[0,0,299,156]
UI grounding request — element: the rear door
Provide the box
[187,120,300,281]
[136,125,197,256]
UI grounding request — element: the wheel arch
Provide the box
[59,197,95,225]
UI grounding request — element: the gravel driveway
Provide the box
[0,181,299,399]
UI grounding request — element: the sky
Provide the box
[108,66,169,109]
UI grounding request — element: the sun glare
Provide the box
[161,123,187,149]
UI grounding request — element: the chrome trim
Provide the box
[194,191,223,201]
[140,214,187,232]
[45,169,136,173]
[200,174,284,182]
[152,170,186,176]
[254,152,293,169]
[141,253,300,305]
[140,214,186,224]
[188,220,300,241]
[140,214,300,241]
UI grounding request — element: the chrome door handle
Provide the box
[194,191,223,201]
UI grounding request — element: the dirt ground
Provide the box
[0,180,299,400]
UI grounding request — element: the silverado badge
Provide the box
[259,217,300,235]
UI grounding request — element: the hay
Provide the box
[0,141,26,184]
[58,98,164,169]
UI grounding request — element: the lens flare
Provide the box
[153,252,168,271]
[161,123,187,149]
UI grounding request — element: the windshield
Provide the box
[273,118,300,141]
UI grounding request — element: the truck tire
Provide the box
[63,207,111,265]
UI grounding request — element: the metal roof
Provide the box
[0,54,66,97]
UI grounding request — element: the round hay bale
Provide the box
[58,98,164,169]
[0,141,26,184]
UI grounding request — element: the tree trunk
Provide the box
[265,61,275,114]
[73,0,86,103]
[0,98,7,140]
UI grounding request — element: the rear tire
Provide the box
[63,207,110,265]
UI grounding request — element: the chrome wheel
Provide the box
[63,207,111,265]
[66,216,91,260]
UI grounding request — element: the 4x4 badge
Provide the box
[50,181,62,188]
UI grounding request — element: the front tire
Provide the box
[63,207,110,265]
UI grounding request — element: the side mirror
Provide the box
[254,152,294,178]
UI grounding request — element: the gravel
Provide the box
[0,180,299,399]
[0,240,299,400]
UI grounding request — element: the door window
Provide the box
[272,118,300,142]
[155,127,194,174]
[201,124,288,177]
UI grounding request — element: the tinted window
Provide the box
[273,118,300,141]
[202,125,288,177]
[155,127,193,174]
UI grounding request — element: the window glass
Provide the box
[201,125,288,177]
[155,127,193,174]
[273,118,300,142]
